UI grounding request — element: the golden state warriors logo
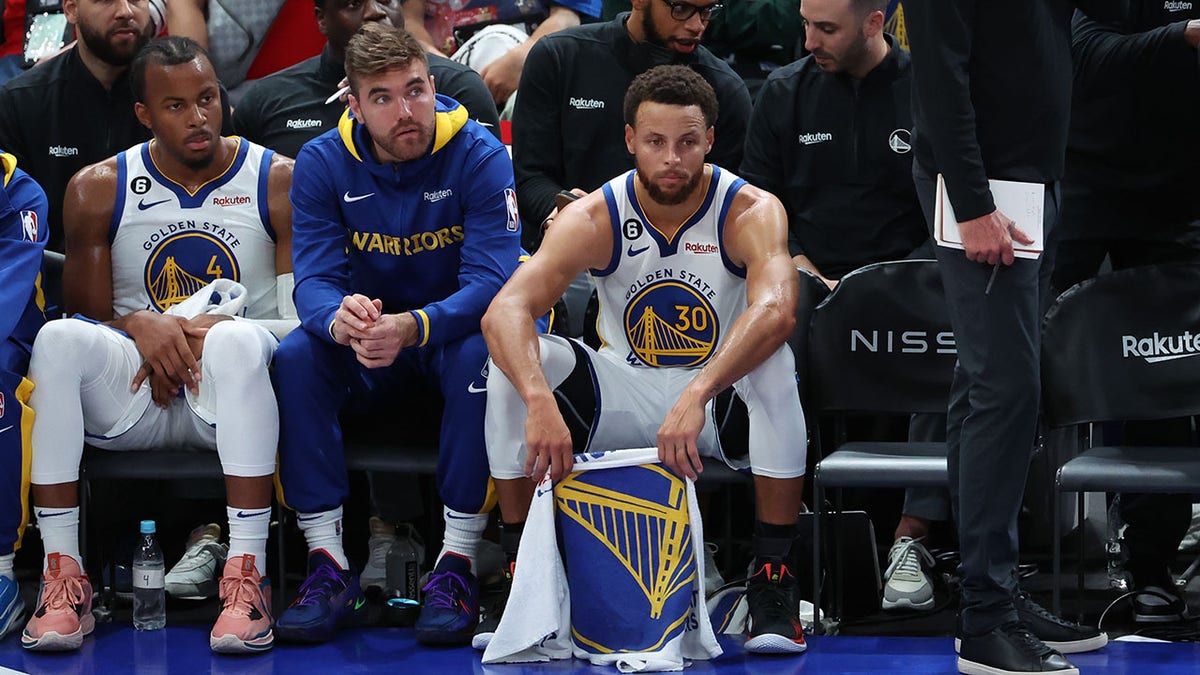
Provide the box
[555,464,696,653]
[144,232,239,311]
[625,281,718,367]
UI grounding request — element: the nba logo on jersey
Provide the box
[20,210,37,242]
[624,281,719,367]
[555,462,698,654]
[504,188,519,233]
[144,232,240,312]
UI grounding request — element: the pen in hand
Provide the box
[984,263,1000,295]
[325,85,351,105]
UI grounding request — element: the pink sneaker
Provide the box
[22,553,94,651]
[210,555,274,653]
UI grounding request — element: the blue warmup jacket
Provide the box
[0,150,49,557]
[290,94,523,346]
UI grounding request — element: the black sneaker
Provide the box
[744,561,807,654]
[958,622,1077,675]
[471,561,513,651]
[1132,585,1188,624]
[1013,591,1107,654]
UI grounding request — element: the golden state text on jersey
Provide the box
[593,166,750,369]
[108,138,280,319]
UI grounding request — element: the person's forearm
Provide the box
[481,299,554,407]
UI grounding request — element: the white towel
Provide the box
[483,447,722,672]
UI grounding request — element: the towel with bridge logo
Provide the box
[482,447,721,672]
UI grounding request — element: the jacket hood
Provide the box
[337,93,469,164]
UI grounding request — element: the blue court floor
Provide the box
[2,627,1198,674]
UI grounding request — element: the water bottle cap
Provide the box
[140,520,156,534]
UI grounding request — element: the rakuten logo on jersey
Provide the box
[685,242,718,254]
[569,97,605,110]
[48,145,78,157]
[286,118,322,130]
[798,132,833,145]
[1164,1,1192,11]
[1121,330,1200,363]
[212,195,251,207]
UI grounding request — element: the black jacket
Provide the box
[512,12,752,249]
[233,47,501,160]
[740,36,926,279]
[906,0,1126,223]
[0,46,233,252]
[1064,3,1200,236]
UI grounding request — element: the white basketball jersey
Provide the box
[109,138,279,319]
[593,165,748,369]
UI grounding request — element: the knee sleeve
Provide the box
[197,320,278,477]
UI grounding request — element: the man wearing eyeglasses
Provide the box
[511,0,751,256]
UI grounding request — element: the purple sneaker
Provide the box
[415,553,479,646]
[275,550,366,643]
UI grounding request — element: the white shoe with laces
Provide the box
[703,542,725,596]
[165,523,227,600]
[882,536,935,611]
[360,516,395,593]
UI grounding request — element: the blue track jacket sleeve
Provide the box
[0,160,49,344]
[289,144,351,343]
[412,145,521,348]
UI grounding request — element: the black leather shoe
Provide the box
[1014,591,1108,654]
[1132,585,1188,623]
[957,622,1077,675]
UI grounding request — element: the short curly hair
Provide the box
[623,65,718,129]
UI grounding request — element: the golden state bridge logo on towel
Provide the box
[144,232,239,311]
[624,281,718,367]
[554,463,697,654]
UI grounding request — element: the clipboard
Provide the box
[935,174,1045,260]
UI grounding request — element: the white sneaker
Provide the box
[361,516,395,593]
[165,523,227,600]
[882,536,935,611]
[703,542,725,596]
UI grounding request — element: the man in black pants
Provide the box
[1053,4,1200,624]
[906,2,1122,674]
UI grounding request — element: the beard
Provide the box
[370,119,436,162]
[78,18,151,67]
[813,30,871,74]
[640,10,701,53]
[636,166,703,206]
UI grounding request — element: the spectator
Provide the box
[273,22,527,647]
[0,150,50,642]
[1052,4,1200,624]
[401,0,601,106]
[481,64,809,655]
[22,36,295,654]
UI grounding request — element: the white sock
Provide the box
[436,507,488,571]
[35,505,80,572]
[227,506,270,576]
[0,553,13,580]
[297,506,348,569]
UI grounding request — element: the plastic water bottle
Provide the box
[1105,496,1129,591]
[386,524,425,602]
[132,520,166,630]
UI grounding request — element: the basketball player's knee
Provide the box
[202,321,270,376]
[485,357,517,399]
[31,319,98,371]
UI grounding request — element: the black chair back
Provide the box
[1042,262,1200,427]
[790,267,831,400]
[808,260,954,414]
